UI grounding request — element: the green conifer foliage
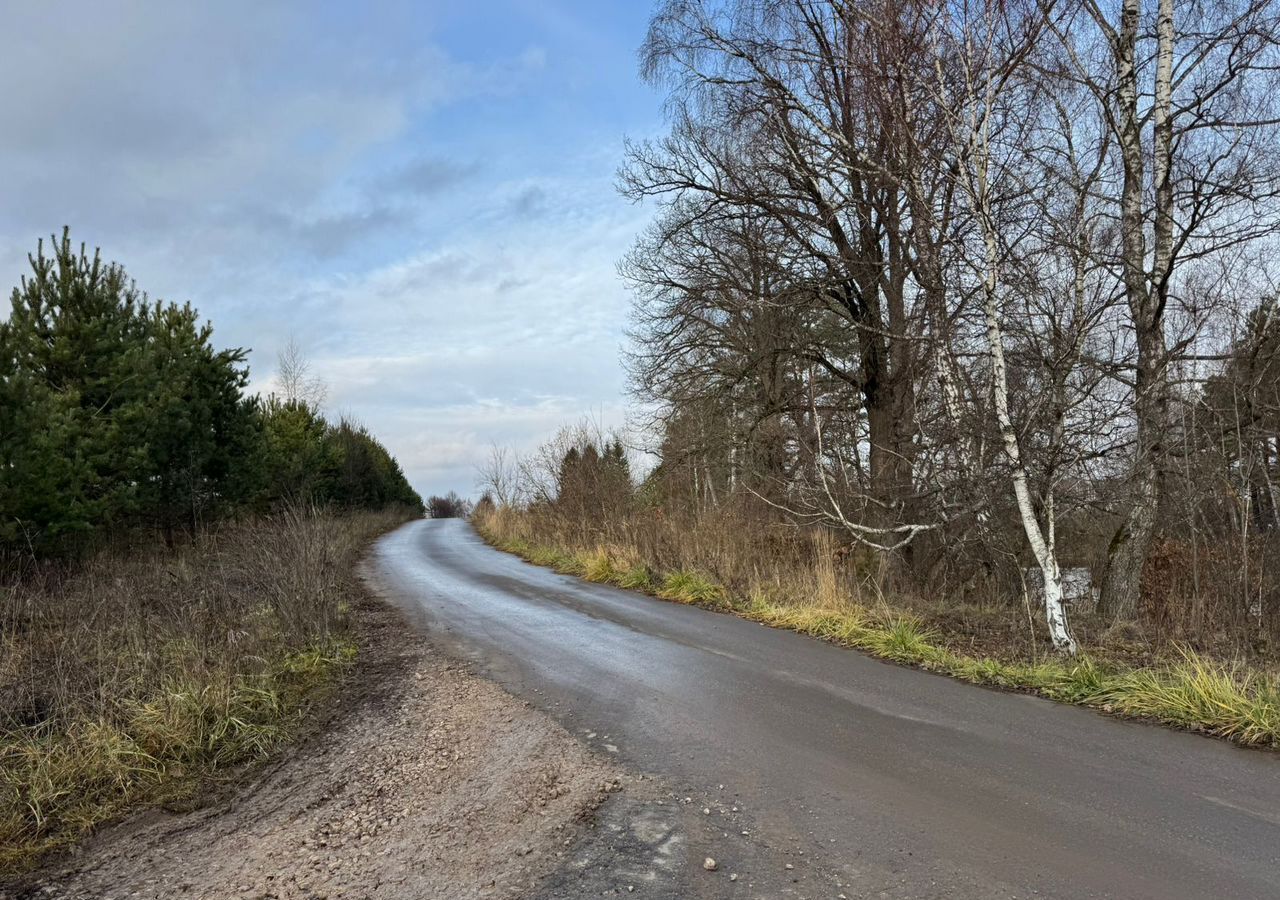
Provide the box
[1,230,424,556]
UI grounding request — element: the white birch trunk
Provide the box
[960,60,1078,654]
[981,268,1078,654]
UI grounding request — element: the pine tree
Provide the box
[0,230,150,549]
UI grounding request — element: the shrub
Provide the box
[427,492,471,519]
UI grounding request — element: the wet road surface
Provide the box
[368,518,1280,899]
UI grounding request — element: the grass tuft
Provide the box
[862,614,939,663]
[617,565,654,591]
[1099,650,1280,744]
[659,570,728,607]
[582,549,621,584]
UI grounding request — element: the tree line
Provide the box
[600,0,1280,654]
[0,230,423,557]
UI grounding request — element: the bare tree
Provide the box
[277,337,328,408]
[625,1,994,564]
[925,0,1081,651]
[618,0,1280,646]
[476,444,527,508]
[427,492,471,519]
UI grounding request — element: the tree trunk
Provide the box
[982,273,1077,652]
[987,293,1076,651]
[1099,0,1173,620]
[962,80,1077,652]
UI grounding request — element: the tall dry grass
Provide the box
[479,503,884,615]
[0,506,411,876]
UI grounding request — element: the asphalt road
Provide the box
[369,518,1280,899]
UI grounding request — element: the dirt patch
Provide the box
[4,595,633,900]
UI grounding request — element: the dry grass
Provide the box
[475,504,1280,750]
[0,506,411,876]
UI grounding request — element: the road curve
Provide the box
[369,519,1280,899]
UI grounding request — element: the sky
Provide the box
[0,1,665,499]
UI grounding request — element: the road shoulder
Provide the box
[8,584,658,899]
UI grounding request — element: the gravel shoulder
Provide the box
[5,580,687,900]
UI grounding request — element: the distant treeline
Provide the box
[0,230,423,556]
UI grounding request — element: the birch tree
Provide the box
[933,0,1080,651]
[1050,0,1280,617]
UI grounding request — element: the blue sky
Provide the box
[0,1,664,498]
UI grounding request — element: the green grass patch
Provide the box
[483,529,590,579]
[860,614,941,663]
[582,549,622,584]
[1099,651,1280,744]
[617,565,654,591]
[659,570,728,607]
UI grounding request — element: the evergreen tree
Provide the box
[134,302,256,539]
[1,229,424,555]
[256,397,338,506]
[0,230,151,549]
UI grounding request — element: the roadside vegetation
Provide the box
[0,509,407,875]
[475,422,1280,750]
[600,0,1280,656]
[427,491,473,519]
[0,231,424,876]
